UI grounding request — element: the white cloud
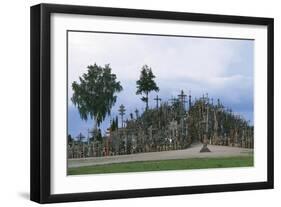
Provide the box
[67,31,254,131]
[68,32,248,85]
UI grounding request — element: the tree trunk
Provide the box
[146,92,149,110]
[94,117,98,130]
[93,117,98,140]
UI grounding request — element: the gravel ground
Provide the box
[68,144,253,168]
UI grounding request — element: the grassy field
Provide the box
[68,156,253,175]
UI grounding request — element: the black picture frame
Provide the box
[30,3,274,204]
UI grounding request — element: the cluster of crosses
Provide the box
[68,90,254,158]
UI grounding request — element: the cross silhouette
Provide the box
[178,90,187,110]
[169,97,178,106]
[118,104,126,128]
[119,104,126,115]
[154,95,162,109]
[178,90,187,103]
[76,133,85,142]
[188,90,192,109]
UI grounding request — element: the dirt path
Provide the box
[68,144,253,168]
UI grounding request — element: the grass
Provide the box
[68,156,253,175]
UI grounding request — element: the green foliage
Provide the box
[188,97,252,143]
[88,128,103,142]
[71,63,123,126]
[96,129,102,142]
[67,134,73,143]
[136,65,159,110]
[110,118,118,131]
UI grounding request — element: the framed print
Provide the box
[30,3,274,203]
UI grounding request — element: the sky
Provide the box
[67,31,254,140]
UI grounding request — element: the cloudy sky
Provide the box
[67,31,254,139]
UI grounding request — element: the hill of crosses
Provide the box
[67,91,254,159]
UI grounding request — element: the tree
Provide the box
[96,129,102,142]
[71,63,123,131]
[67,134,73,143]
[110,118,118,131]
[115,116,119,129]
[136,65,159,110]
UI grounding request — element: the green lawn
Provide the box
[68,156,253,175]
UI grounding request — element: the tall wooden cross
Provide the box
[76,133,85,143]
[206,93,209,104]
[169,97,178,105]
[154,95,162,109]
[178,90,187,110]
[118,104,126,128]
[217,98,221,107]
[188,90,192,109]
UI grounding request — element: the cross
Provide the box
[154,95,162,109]
[118,104,126,128]
[178,90,187,110]
[178,90,187,103]
[169,97,178,105]
[188,90,192,109]
[217,98,221,106]
[206,93,209,103]
[76,133,85,142]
